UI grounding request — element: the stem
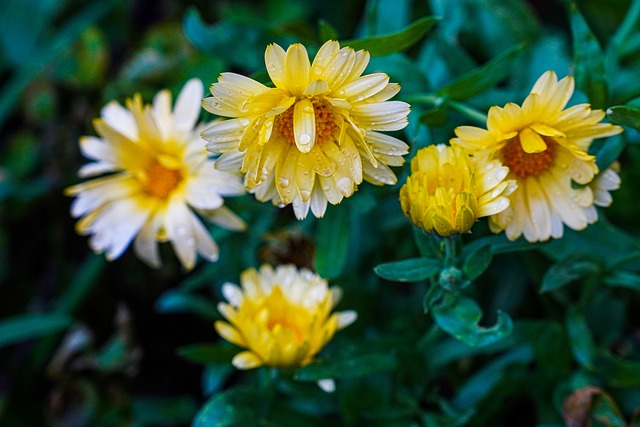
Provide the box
[449,100,488,125]
[442,235,462,267]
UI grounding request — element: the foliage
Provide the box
[1,0,640,426]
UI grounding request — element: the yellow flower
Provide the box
[201,40,410,219]
[452,71,623,242]
[65,79,246,270]
[214,264,357,369]
[399,144,514,236]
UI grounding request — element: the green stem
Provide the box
[449,100,488,125]
[442,235,462,267]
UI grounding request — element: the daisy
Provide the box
[399,144,515,236]
[65,79,246,270]
[452,71,623,242]
[215,264,357,369]
[201,40,410,219]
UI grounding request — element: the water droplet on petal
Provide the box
[300,189,311,200]
[340,50,348,57]
[298,134,312,145]
[336,177,353,196]
[278,177,290,188]
[268,64,276,71]
[239,118,250,126]
[185,237,196,246]
[355,95,364,102]
[498,199,510,210]
[303,106,314,113]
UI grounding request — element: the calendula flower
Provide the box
[202,40,410,219]
[590,161,621,208]
[399,144,515,236]
[452,71,623,242]
[215,264,357,369]
[65,79,246,270]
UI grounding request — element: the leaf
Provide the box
[374,257,442,282]
[155,291,219,320]
[436,44,526,101]
[0,313,73,348]
[595,354,640,388]
[563,386,626,427]
[131,396,198,425]
[595,134,625,171]
[432,295,513,347]
[565,307,597,368]
[315,205,349,279]
[607,105,640,129]
[604,270,640,291]
[317,19,338,41]
[56,255,106,314]
[343,16,439,57]
[462,243,493,280]
[294,351,397,381]
[177,343,238,365]
[193,386,267,427]
[413,227,439,258]
[540,253,601,293]
[570,3,607,108]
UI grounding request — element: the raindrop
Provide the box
[268,64,276,71]
[336,177,353,195]
[356,95,364,102]
[323,185,330,191]
[265,121,273,128]
[498,199,510,210]
[300,189,311,199]
[212,102,220,108]
[338,90,345,95]
[303,106,314,113]
[239,118,250,126]
[278,177,290,188]
[298,134,312,145]
[313,66,322,74]
[185,237,196,247]
[340,50,348,57]
[177,226,188,236]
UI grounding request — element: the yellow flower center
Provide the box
[274,98,338,146]
[142,161,182,199]
[501,136,555,178]
[258,286,308,345]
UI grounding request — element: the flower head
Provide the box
[399,144,514,236]
[452,71,623,242]
[65,79,246,270]
[215,264,357,369]
[202,40,410,219]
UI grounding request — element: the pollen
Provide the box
[501,135,555,178]
[142,161,183,199]
[274,98,339,146]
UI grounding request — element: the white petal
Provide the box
[152,89,172,140]
[133,213,162,268]
[173,78,204,133]
[165,200,198,270]
[101,101,138,141]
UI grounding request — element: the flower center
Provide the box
[501,135,555,178]
[274,98,338,146]
[142,161,182,199]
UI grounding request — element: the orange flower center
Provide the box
[142,161,182,198]
[274,98,338,146]
[501,136,555,178]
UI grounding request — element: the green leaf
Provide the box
[315,205,349,279]
[607,105,640,129]
[343,16,439,57]
[604,270,640,291]
[413,227,439,258]
[193,386,267,427]
[56,255,106,314]
[0,313,72,348]
[462,244,493,280]
[540,253,601,293]
[177,343,238,365]
[131,396,198,425]
[566,307,597,368]
[155,291,219,320]
[595,134,625,171]
[294,350,397,381]
[317,19,338,41]
[436,44,525,101]
[595,354,640,388]
[432,295,513,347]
[570,3,607,108]
[374,257,442,282]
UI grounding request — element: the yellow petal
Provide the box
[530,123,565,138]
[214,321,246,347]
[232,351,263,369]
[519,127,547,153]
[310,40,340,80]
[265,43,287,88]
[293,99,316,153]
[285,43,310,96]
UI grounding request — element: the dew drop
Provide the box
[313,66,323,74]
[303,106,314,113]
[298,133,312,145]
[323,185,331,191]
[239,118,250,126]
[498,199,510,210]
[355,95,364,102]
[300,189,311,200]
[338,90,345,95]
[336,177,353,196]
[185,237,196,247]
[268,64,276,71]
[177,226,188,236]
[340,50,348,57]
[278,177,290,188]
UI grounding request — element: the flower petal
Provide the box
[285,43,310,96]
[293,98,316,153]
[173,78,203,133]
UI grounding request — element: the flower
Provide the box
[214,264,357,369]
[452,71,623,242]
[399,144,515,236]
[201,40,410,219]
[65,79,246,270]
[590,161,621,208]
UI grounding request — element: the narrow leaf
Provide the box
[294,351,397,381]
[344,16,439,57]
[318,19,339,41]
[540,254,601,293]
[177,343,238,365]
[607,105,640,129]
[595,134,625,171]
[604,270,640,291]
[0,313,72,348]
[374,257,442,282]
[155,291,219,320]
[462,244,493,280]
[566,307,597,368]
[315,206,349,279]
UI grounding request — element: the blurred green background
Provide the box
[2,0,640,425]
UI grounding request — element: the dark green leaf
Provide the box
[436,44,525,101]
[595,134,625,171]
[604,270,640,291]
[566,307,597,368]
[155,291,219,320]
[56,255,106,314]
[540,253,601,293]
[193,386,268,427]
[294,351,397,381]
[131,396,198,425]
[343,16,439,57]
[177,343,238,365]
[315,205,349,279]
[462,244,493,280]
[413,227,439,258]
[419,100,450,126]
[0,313,72,348]
[317,19,338,41]
[570,3,607,108]
[374,257,442,282]
[607,105,640,129]
[432,295,513,347]
[595,354,640,388]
